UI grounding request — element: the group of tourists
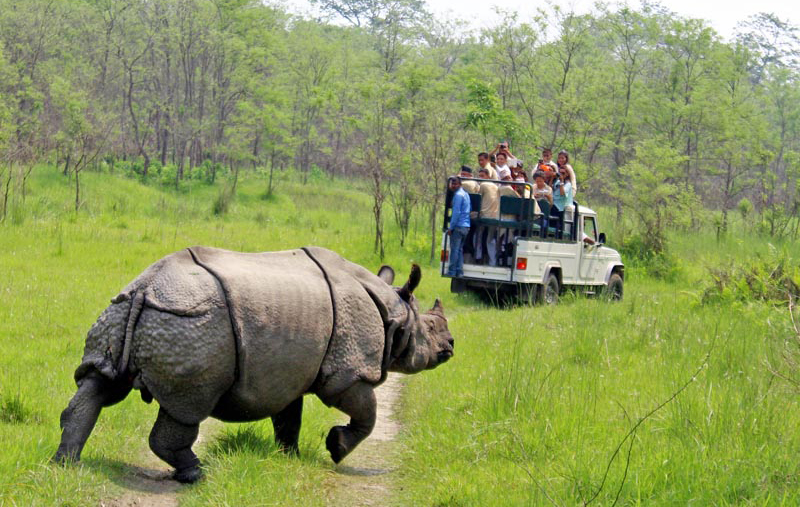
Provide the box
[446,143,577,277]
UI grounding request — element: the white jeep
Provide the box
[441,177,624,303]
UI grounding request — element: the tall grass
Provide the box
[397,280,800,504]
[2,167,799,505]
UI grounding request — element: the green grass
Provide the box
[2,167,800,505]
[398,279,800,505]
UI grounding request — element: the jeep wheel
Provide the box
[603,273,623,301]
[537,274,560,305]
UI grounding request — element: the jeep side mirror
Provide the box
[598,232,606,245]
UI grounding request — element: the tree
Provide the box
[736,13,800,84]
[51,77,112,212]
[616,139,688,254]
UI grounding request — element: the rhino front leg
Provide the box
[272,397,303,455]
[53,371,131,464]
[324,382,376,464]
[149,408,202,483]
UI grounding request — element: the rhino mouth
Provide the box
[436,349,453,364]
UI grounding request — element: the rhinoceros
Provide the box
[53,246,454,483]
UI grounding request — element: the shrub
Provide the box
[619,234,681,281]
[701,247,800,305]
[0,392,38,424]
[160,163,178,187]
[213,186,234,215]
[738,198,753,221]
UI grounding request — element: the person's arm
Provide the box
[546,188,553,205]
[448,191,461,233]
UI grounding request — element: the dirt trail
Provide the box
[102,374,405,507]
[324,372,405,507]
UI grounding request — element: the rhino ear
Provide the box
[432,298,444,312]
[398,264,421,302]
[377,265,395,285]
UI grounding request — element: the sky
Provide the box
[279,0,800,41]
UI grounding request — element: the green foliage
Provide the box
[0,391,38,424]
[738,197,754,220]
[159,164,178,187]
[616,140,689,254]
[618,234,682,281]
[212,186,235,216]
[701,246,800,304]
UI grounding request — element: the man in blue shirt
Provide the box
[447,176,471,277]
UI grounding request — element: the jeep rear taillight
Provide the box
[441,249,449,262]
[516,257,527,270]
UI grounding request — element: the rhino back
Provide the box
[190,247,334,420]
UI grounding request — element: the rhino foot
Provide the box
[326,426,348,464]
[173,465,203,484]
[51,449,78,465]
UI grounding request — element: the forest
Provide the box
[1,0,800,259]
[4,2,800,504]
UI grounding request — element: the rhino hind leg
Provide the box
[323,382,376,464]
[149,407,202,483]
[53,371,132,464]
[272,397,303,455]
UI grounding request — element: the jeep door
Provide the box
[579,215,604,283]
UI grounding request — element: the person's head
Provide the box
[448,176,461,191]
[557,150,569,166]
[478,167,490,179]
[534,172,546,187]
[499,141,509,153]
[478,152,489,166]
[558,167,569,181]
[542,148,552,161]
[460,165,473,178]
[496,152,508,166]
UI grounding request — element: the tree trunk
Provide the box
[2,167,12,221]
[75,168,81,213]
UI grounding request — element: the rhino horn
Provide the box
[377,265,395,285]
[398,264,421,302]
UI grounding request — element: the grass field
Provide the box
[2,167,800,505]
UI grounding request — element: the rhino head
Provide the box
[377,264,454,374]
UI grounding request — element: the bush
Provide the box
[619,234,681,281]
[701,247,800,305]
[0,392,38,424]
[213,186,234,215]
[200,160,222,184]
[160,163,178,187]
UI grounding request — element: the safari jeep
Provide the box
[441,177,624,304]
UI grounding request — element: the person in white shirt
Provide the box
[490,141,519,168]
[495,152,511,179]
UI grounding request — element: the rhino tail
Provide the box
[117,289,146,376]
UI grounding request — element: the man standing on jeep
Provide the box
[447,176,471,277]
